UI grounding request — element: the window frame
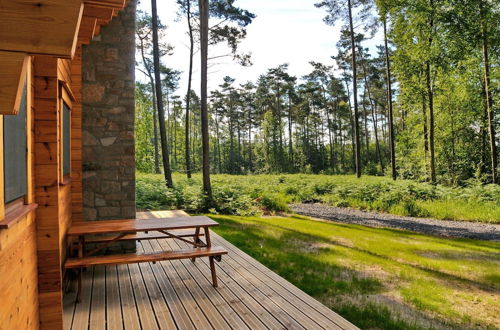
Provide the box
[0,57,36,228]
[59,82,73,185]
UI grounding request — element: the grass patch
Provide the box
[137,173,500,223]
[209,214,500,329]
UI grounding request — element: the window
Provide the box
[60,85,72,182]
[62,101,70,177]
[3,83,27,204]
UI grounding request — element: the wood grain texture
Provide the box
[34,55,63,330]
[67,216,220,236]
[0,51,29,115]
[0,55,39,330]
[0,0,83,57]
[65,246,228,268]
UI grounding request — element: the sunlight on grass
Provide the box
[209,214,500,329]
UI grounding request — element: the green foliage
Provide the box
[137,173,500,223]
[211,214,500,329]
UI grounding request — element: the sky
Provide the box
[137,0,382,96]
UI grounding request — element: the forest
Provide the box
[135,0,498,188]
[132,1,499,327]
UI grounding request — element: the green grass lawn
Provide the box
[208,214,500,329]
[137,173,500,223]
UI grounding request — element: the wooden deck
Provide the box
[63,211,357,330]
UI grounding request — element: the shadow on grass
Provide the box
[259,217,500,293]
[210,215,499,330]
[211,217,446,329]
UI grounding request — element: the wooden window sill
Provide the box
[0,203,38,229]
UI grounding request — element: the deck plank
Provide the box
[147,239,214,329]
[89,266,106,329]
[214,233,355,329]
[155,239,232,330]
[127,263,160,329]
[166,238,250,330]
[105,265,124,330]
[64,211,357,330]
[140,241,196,330]
[136,243,178,329]
[116,264,141,330]
[71,267,93,330]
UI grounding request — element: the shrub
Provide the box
[257,192,291,213]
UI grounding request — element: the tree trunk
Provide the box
[480,0,497,183]
[288,96,294,169]
[139,36,160,174]
[214,112,222,173]
[362,88,370,158]
[199,0,212,197]
[384,18,396,180]
[150,76,160,174]
[185,0,194,178]
[422,93,430,180]
[426,1,436,184]
[248,109,253,172]
[348,0,361,177]
[151,0,173,187]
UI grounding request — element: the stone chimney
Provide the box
[82,0,137,228]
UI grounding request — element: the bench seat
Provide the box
[65,246,227,269]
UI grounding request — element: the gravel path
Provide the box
[291,203,500,241]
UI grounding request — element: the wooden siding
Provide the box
[34,55,65,329]
[0,214,39,329]
[70,47,83,223]
[0,2,130,329]
[0,58,39,329]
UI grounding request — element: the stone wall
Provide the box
[82,0,136,225]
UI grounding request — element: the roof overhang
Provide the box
[0,0,84,58]
[0,51,29,115]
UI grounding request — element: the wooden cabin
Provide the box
[0,2,358,330]
[0,1,135,329]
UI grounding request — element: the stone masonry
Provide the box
[82,0,137,228]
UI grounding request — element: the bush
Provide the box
[256,192,291,213]
[136,172,500,223]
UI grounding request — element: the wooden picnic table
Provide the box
[65,216,227,301]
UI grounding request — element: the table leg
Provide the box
[77,235,84,303]
[209,256,218,287]
[191,227,201,262]
[204,227,218,287]
[204,226,211,247]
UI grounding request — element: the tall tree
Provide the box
[136,11,172,174]
[177,0,196,178]
[383,18,396,180]
[151,0,173,187]
[199,0,212,198]
[316,0,374,177]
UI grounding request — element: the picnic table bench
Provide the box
[65,216,227,301]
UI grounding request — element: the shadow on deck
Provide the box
[63,211,357,329]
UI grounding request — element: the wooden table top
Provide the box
[67,216,219,236]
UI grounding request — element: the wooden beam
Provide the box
[77,16,97,45]
[0,51,29,115]
[83,5,114,20]
[0,0,84,58]
[83,0,126,9]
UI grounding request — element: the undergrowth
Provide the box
[136,173,500,223]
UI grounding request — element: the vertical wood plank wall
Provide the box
[34,56,74,330]
[0,4,128,329]
[71,47,83,223]
[0,57,39,330]
[34,56,63,329]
